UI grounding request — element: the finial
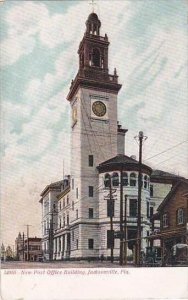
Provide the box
[114,68,117,76]
[89,0,97,13]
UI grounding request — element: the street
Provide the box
[1,260,134,269]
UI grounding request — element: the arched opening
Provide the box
[92,48,100,67]
[130,173,137,187]
[104,173,111,188]
[144,175,147,189]
[112,172,119,187]
[122,172,128,186]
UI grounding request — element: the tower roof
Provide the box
[87,12,99,21]
[97,154,152,175]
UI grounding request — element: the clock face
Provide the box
[92,101,106,117]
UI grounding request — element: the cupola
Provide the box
[86,13,101,36]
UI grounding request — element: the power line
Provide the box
[144,140,188,162]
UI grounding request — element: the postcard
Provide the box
[1,0,188,299]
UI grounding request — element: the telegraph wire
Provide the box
[144,139,188,162]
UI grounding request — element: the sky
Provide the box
[0,0,188,247]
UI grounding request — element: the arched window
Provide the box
[130,173,136,186]
[104,173,111,188]
[122,172,128,186]
[177,208,184,224]
[92,48,100,67]
[112,172,119,187]
[144,175,147,189]
[147,177,150,189]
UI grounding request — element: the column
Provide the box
[64,234,67,258]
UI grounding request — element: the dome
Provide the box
[88,12,99,21]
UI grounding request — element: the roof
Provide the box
[151,169,184,183]
[40,180,64,197]
[97,154,152,174]
[88,13,99,21]
[157,179,188,212]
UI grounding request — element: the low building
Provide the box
[15,233,42,261]
[150,179,188,264]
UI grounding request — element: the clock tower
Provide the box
[67,12,122,258]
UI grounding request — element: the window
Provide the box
[104,173,111,188]
[107,230,114,249]
[89,186,94,197]
[59,217,61,228]
[67,195,69,205]
[59,237,61,252]
[150,207,154,218]
[76,209,78,219]
[129,199,137,217]
[89,155,94,167]
[147,177,150,189]
[88,239,94,249]
[150,185,153,197]
[162,213,168,228]
[63,198,65,208]
[177,208,184,225]
[112,172,119,187]
[63,214,65,226]
[76,239,78,250]
[72,201,74,211]
[122,172,128,186]
[130,173,137,186]
[89,208,94,219]
[72,230,74,241]
[144,175,147,189]
[59,201,61,211]
[76,188,78,199]
[67,213,69,225]
[147,202,150,218]
[107,200,114,217]
[72,178,74,189]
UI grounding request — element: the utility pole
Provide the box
[24,225,32,261]
[135,131,147,266]
[49,214,53,261]
[123,195,127,265]
[22,232,25,261]
[119,168,123,265]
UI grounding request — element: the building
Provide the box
[39,12,186,262]
[150,179,188,264]
[1,243,6,261]
[15,233,42,261]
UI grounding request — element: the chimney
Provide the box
[117,122,128,155]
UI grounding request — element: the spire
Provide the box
[89,0,97,13]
